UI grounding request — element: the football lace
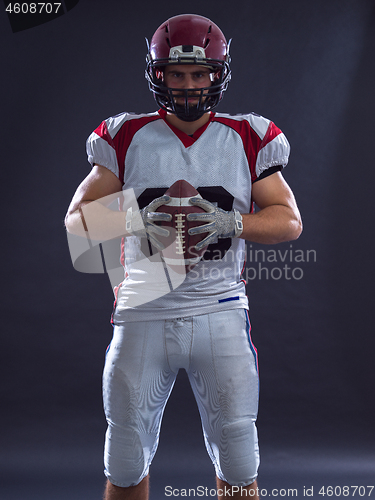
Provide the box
[175,213,186,255]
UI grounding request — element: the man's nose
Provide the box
[181,75,196,88]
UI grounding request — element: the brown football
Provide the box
[156,180,208,273]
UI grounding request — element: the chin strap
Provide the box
[174,106,206,122]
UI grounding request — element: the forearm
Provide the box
[65,201,128,241]
[240,204,302,244]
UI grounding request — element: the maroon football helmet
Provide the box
[145,14,231,122]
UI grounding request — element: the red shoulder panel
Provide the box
[212,115,262,182]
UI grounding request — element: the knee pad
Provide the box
[103,426,156,487]
[211,418,260,487]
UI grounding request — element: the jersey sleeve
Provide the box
[213,113,291,183]
[86,115,127,178]
[247,113,290,179]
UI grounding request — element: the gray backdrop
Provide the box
[1,0,374,498]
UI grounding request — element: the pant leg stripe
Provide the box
[244,310,259,374]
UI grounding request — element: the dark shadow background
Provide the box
[1,0,374,498]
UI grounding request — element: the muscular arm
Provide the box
[240,172,302,244]
[65,164,127,240]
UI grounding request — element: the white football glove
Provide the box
[187,197,243,251]
[125,195,172,251]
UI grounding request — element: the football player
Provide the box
[65,14,302,500]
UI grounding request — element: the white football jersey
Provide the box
[86,110,290,322]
